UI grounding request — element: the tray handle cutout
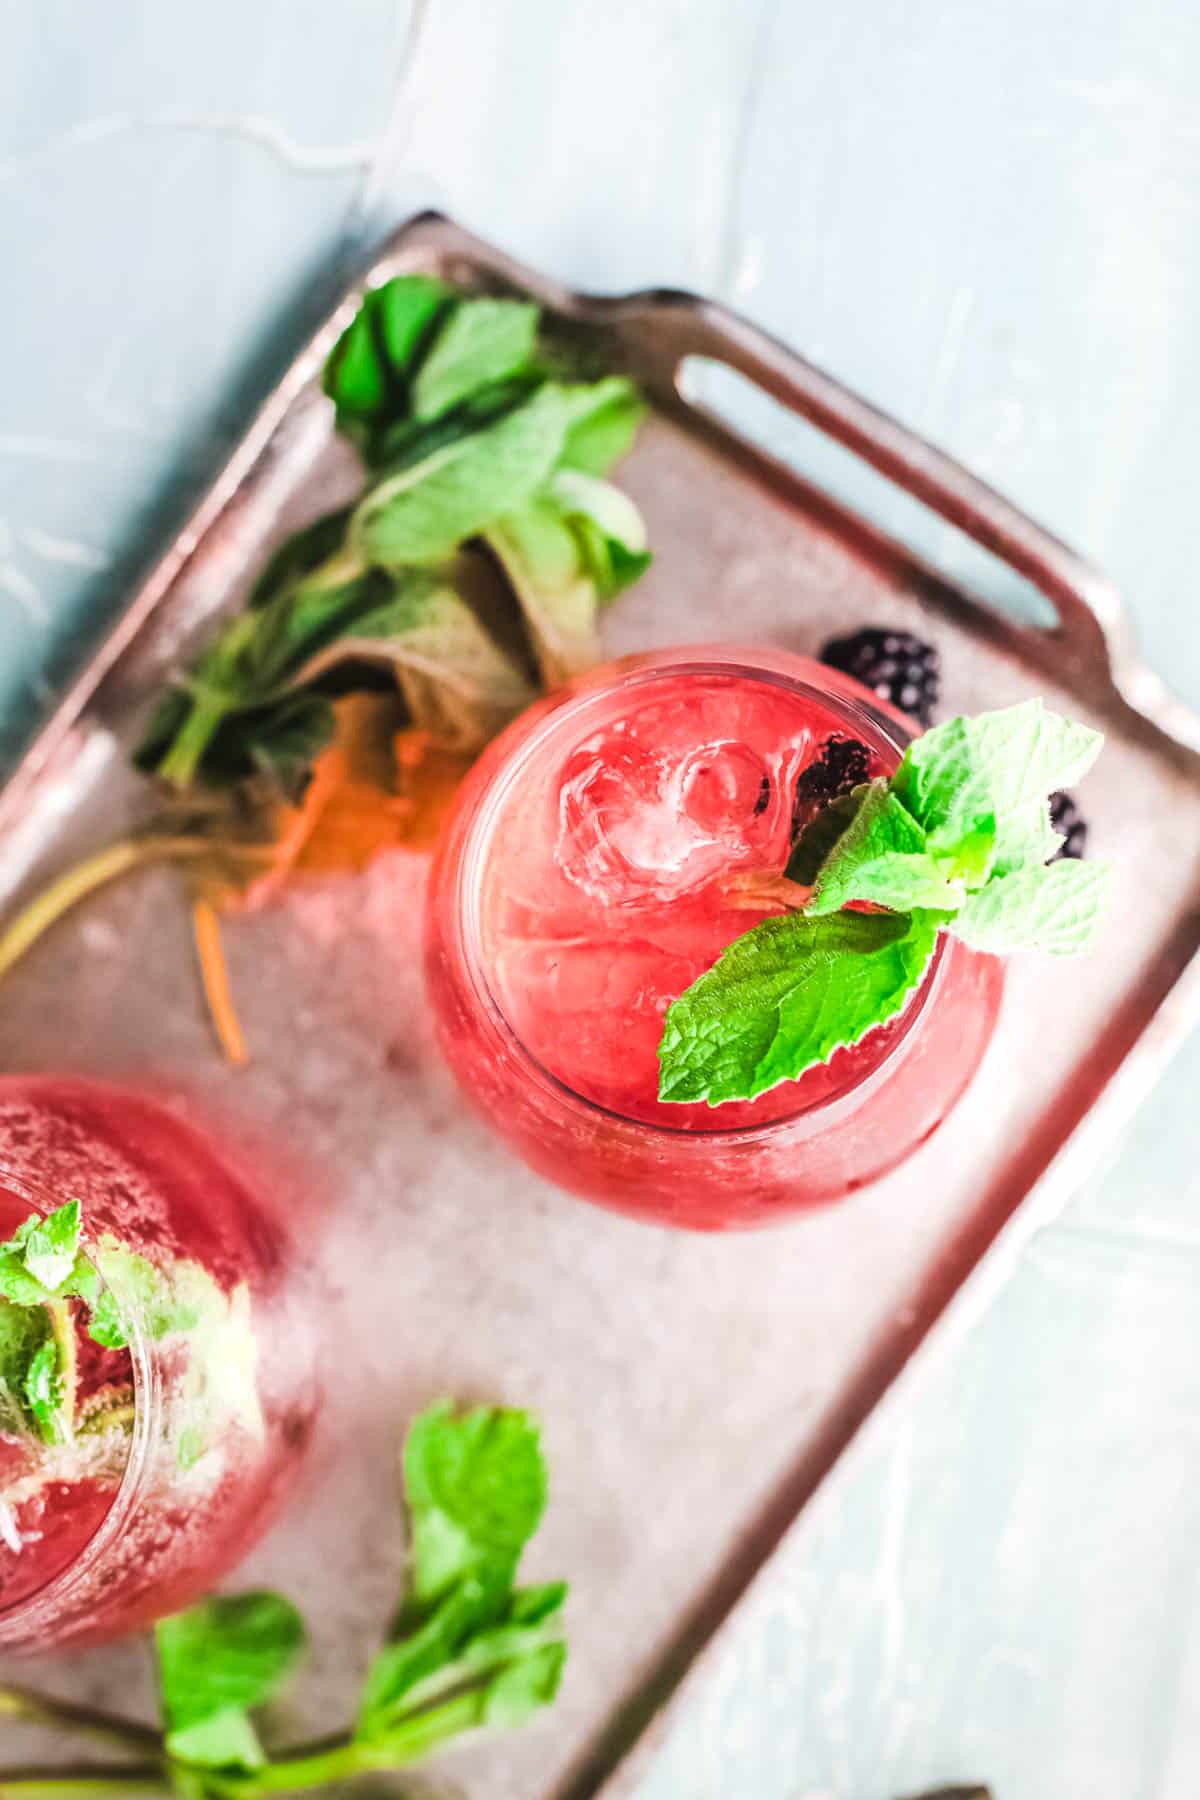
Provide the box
[600,293,1135,690]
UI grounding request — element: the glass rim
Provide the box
[0,1163,156,1641]
[453,652,947,1142]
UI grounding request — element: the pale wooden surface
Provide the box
[2,5,1200,1797]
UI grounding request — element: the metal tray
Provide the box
[1,213,1199,1800]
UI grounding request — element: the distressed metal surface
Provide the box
[0,216,1198,1799]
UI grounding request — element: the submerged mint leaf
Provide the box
[351,383,567,567]
[658,909,943,1106]
[807,782,967,916]
[950,857,1112,955]
[88,1242,201,1351]
[403,1402,549,1608]
[0,1298,53,1440]
[156,1592,305,1771]
[412,298,539,423]
[22,1333,68,1447]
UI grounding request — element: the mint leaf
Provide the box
[290,567,535,753]
[785,791,860,884]
[88,1242,201,1351]
[951,857,1112,955]
[487,500,602,684]
[0,1298,53,1439]
[549,469,651,601]
[22,1334,68,1446]
[558,376,647,474]
[167,1706,266,1773]
[486,472,650,685]
[351,384,567,567]
[15,1200,81,1292]
[895,699,1103,876]
[479,1641,567,1728]
[323,276,452,431]
[412,299,539,422]
[808,781,969,916]
[156,1592,305,1771]
[403,1403,549,1607]
[357,1574,507,1735]
[658,909,942,1105]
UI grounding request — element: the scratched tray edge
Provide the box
[3,212,1200,1800]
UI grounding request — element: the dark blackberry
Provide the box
[1049,790,1087,860]
[820,627,940,727]
[793,735,871,809]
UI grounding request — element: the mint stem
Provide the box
[0,1773,167,1799]
[0,1688,161,1758]
[157,694,233,790]
[0,838,214,982]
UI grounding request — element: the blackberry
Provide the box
[793,734,871,809]
[1049,790,1087,860]
[820,627,940,727]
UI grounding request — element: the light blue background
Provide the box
[3,5,1200,1795]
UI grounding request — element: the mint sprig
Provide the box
[0,1200,262,1488]
[658,700,1111,1106]
[138,277,651,795]
[0,1403,567,1798]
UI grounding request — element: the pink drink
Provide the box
[427,647,1003,1228]
[0,1078,315,1648]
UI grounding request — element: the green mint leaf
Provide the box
[403,1402,549,1607]
[486,471,650,685]
[951,857,1113,955]
[478,1640,567,1728]
[88,1242,201,1351]
[357,1573,508,1736]
[558,376,647,474]
[246,507,356,613]
[658,909,942,1105]
[14,1199,82,1293]
[412,298,539,423]
[22,1333,68,1446]
[0,1249,52,1307]
[785,791,860,884]
[350,383,567,566]
[0,1298,53,1440]
[166,1705,266,1773]
[323,276,452,426]
[895,699,1103,876]
[807,782,968,916]
[927,812,998,887]
[156,1592,305,1771]
[548,469,651,602]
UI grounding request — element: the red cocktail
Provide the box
[426,647,1003,1227]
[0,1077,315,1648]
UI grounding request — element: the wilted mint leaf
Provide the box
[658,909,942,1105]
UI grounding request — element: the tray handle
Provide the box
[599,292,1136,687]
